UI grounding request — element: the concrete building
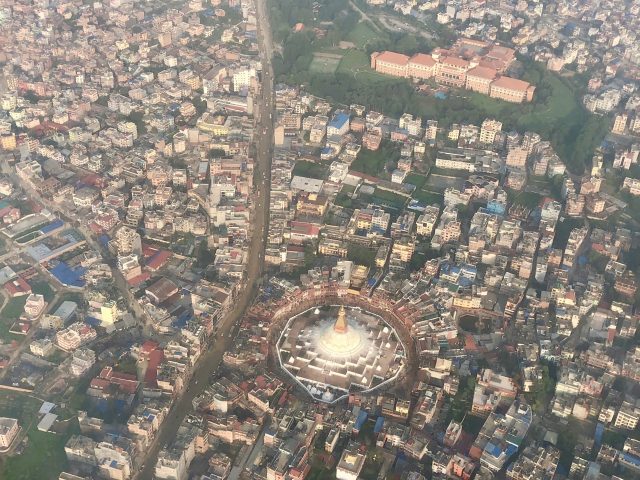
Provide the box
[336,443,365,480]
[0,417,19,451]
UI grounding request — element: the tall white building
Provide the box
[336,443,366,480]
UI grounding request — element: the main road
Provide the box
[135,0,275,477]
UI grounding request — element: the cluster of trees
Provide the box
[273,30,316,79]
[195,240,216,269]
[269,0,351,42]
[364,31,435,57]
[207,148,227,159]
[309,73,418,116]
[346,244,377,268]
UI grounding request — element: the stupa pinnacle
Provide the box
[334,305,348,333]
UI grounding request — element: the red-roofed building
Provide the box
[127,272,151,286]
[408,53,436,79]
[91,366,140,395]
[489,76,536,103]
[435,55,469,88]
[370,51,410,77]
[3,277,32,298]
[370,43,534,103]
[144,349,163,389]
[146,250,172,271]
[465,66,498,95]
[289,221,321,243]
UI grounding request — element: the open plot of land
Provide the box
[31,280,56,303]
[508,189,543,209]
[292,160,329,179]
[337,49,369,74]
[0,299,27,341]
[425,173,466,193]
[1,421,76,480]
[1,296,28,322]
[371,188,408,210]
[405,172,428,190]
[351,142,400,177]
[345,22,381,49]
[412,189,444,206]
[309,53,342,75]
[336,50,400,86]
[0,392,76,480]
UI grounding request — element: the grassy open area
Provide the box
[309,53,342,75]
[31,281,56,303]
[1,296,28,322]
[0,392,76,480]
[351,141,400,177]
[412,189,443,206]
[0,295,27,341]
[360,450,385,480]
[347,244,377,268]
[346,23,381,49]
[405,172,428,190]
[292,160,329,179]
[336,49,369,74]
[372,188,407,210]
[2,425,73,480]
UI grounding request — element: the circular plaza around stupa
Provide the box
[276,305,406,403]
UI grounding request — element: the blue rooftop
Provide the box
[354,410,368,431]
[328,113,349,130]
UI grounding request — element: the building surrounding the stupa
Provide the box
[276,305,406,403]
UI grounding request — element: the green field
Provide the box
[345,22,382,49]
[405,172,428,190]
[334,191,355,209]
[336,49,369,74]
[351,141,400,177]
[412,189,444,206]
[31,281,56,303]
[1,296,28,322]
[0,296,27,341]
[309,53,342,74]
[337,51,399,86]
[292,160,329,179]
[372,188,407,209]
[0,393,76,480]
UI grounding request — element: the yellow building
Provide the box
[101,301,117,325]
[0,134,16,151]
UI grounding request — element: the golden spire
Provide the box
[334,306,348,334]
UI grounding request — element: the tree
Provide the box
[195,240,215,269]
[208,148,227,159]
[347,244,376,268]
[527,362,557,415]
[127,110,146,134]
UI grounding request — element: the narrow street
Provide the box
[133,0,275,476]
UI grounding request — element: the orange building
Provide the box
[489,76,536,103]
[465,65,498,95]
[370,43,535,104]
[408,53,436,79]
[370,51,409,77]
[434,55,469,88]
